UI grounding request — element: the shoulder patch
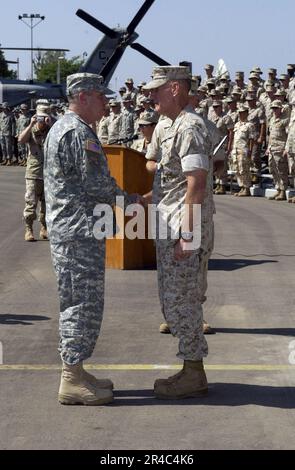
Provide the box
[84,139,101,153]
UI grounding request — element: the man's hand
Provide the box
[174,239,195,261]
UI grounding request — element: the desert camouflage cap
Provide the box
[144,66,191,90]
[125,78,134,84]
[109,99,121,107]
[237,104,249,113]
[268,68,277,74]
[36,99,50,106]
[287,64,295,70]
[251,66,263,74]
[274,89,286,97]
[249,72,260,80]
[138,111,159,125]
[36,104,50,117]
[270,99,283,109]
[212,100,222,107]
[245,94,256,101]
[20,103,28,110]
[66,73,113,96]
[206,78,216,85]
[205,64,214,70]
[235,71,244,78]
[279,74,288,80]
[232,86,242,95]
[225,96,235,103]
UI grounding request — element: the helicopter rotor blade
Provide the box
[76,9,118,39]
[127,0,155,35]
[130,43,170,66]
[99,47,125,81]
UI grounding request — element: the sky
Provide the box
[1,0,295,92]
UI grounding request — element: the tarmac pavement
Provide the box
[0,167,295,450]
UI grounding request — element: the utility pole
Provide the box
[18,13,45,81]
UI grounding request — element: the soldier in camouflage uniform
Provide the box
[16,104,31,166]
[120,93,135,145]
[107,100,122,144]
[231,104,255,197]
[0,102,15,166]
[143,66,210,399]
[131,111,158,154]
[285,112,295,202]
[96,104,110,144]
[19,105,52,241]
[44,73,141,405]
[245,94,266,181]
[267,100,290,201]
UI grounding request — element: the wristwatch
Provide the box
[180,231,194,242]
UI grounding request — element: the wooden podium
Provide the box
[103,145,156,270]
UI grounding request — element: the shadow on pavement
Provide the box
[209,259,277,271]
[0,314,50,325]
[214,327,295,337]
[113,383,295,408]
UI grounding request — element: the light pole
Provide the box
[18,13,45,81]
[56,56,64,84]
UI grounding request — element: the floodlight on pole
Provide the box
[18,13,45,81]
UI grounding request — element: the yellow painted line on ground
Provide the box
[0,364,294,371]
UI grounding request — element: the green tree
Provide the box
[0,50,17,78]
[34,51,84,83]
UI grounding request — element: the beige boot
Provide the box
[215,185,226,195]
[235,187,243,197]
[275,190,286,201]
[268,190,280,200]
[238,187,251,197]
[24,223,35,242]
[39,224,48,240]
[83,369,113,390]
[213,184,220,194]
[159,322,171,334]
[58,362,113,405]
[154,360,208,399]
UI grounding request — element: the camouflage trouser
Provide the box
[215,148,228,185]
[50,238,106,365]
[197,221,214,304]
[251,142,262,174]
[288,152,295,186]
[156,240,208,361]
[232,148,251,189]
[1,135,13,160]
[269,150,289,191]
[23,178,46,225]
[18,143,28,160]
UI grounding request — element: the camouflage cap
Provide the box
[212,100,222,107]
[249,72,260,80]
[209,89,219,96]
[287,64,295,70]
[20,103,28,110]
[36,104,50,117]
[206,78,216,85]
[138,81,146,88]
[205,64,214,70]
[237,104,249,113]
[119,86,127,92]
[138,111,159,126]
[232,86,242,95]
[36,99,50,106]
[144,66,191,90]
[270,99,283,109]
[109,99,121,107]
[198,85,208,93]
[279,74,288,80]
[235,71,244,78]
[265,83,275,91]
[225,96,235,103]
[245,94,256,101]
[125,78,134,84]
[268,68,277,74]
[251,66,263,74]
[66,73,113,96]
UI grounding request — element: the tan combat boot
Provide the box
[5,160,12,166]
[235,187,243,196]
[24,223,35,242]
[159,322,171,334]
[213,184,220,194]
[83,368,113,390]
[154,360,208,399]
[268,190,280,200]
[288,196,295,203]
[238,187,251,197]
[215,185,226,195]
[275,190,286,201]
[58,362,113,405]
[39,224,48,240]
